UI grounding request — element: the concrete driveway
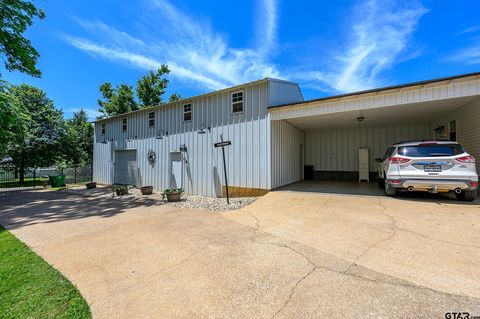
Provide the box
[0,190,479,318]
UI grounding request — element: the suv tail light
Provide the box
[471,181,478,187]
[389,156,411,164]
[456,155,475,163]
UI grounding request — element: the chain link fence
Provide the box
[0,163,92,190]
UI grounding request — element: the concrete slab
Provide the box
[1,190,479,318]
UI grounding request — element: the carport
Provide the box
[269,72,480,195]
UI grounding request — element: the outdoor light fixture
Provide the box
[357,116,365,122]
[156,129,168,139]
[198,123,210,135]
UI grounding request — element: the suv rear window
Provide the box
[398,144,464,157]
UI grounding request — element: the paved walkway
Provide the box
[0,189,479,318]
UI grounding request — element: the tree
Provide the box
[0,81,29,157]
[168,93,182,102]
[0,0,45,77]
[98,83,138,118]
[6,84,64,182]
[136,65,170,107]
[61,109,93,165]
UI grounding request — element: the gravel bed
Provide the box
[60,185,257,212]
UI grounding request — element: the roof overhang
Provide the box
[269,72,480,132]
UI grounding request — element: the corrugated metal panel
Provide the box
[271,120,305,188]
[268,80,304,107]
[270,77,480,121]
[431,97,480,173]
[305,124,433,172]
[93,82,273,196]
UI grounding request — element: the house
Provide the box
[93,72,480,196]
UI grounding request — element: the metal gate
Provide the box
[114,150,138,185]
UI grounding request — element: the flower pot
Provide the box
[86,182,97,189]
[166,191,182,202]
[140,186,153,195]
[115,188,129,196]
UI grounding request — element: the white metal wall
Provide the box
[431,97,480,173]
[93,80,302,196]
[268,79,304,107]
[271,120,305,188]
[305,124,433,172]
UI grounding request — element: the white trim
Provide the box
[231,90,244,114]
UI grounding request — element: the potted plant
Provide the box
[140,185,153,195]
[163,188,183,202]
[112,184,130,196]
[85,181,97,189]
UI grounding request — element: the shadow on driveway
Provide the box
[0,189,157,230]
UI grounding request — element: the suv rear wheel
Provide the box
[384,179,397,197]
[455,189,477,202]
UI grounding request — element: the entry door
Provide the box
[114,150,137,185]
[169,152,183,188]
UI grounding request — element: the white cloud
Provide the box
[294,0,427,93]
[63,0,281,91]
[457,25,480,35]
[448,46,480,65]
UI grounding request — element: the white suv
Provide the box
[376,140,478,201]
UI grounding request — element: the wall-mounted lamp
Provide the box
[156,129,168,139]
[198,123,211,135]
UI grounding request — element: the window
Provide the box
[398,144,464,157]
[231,91,244,113]
[122,118,127,131]
[148,112,155,127]
[101,123,105,135]
[183,103,192,121]
[449,120,457,141]
[382,147,395,160]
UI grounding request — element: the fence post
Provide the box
[33,169,36,188]
[74,165,77,184]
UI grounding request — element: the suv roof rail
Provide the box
[393,139,454,145]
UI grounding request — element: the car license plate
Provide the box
[424,164,442,172]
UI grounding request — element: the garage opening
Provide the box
[114,150,138,186]
[271,81,480,197]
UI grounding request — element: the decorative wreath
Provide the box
[147,150,157,165]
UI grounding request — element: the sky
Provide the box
[2,0,480,120]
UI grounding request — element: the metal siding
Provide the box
[271,120,305,188]
[93,82,273,196]
[431,97,480,173]
[268,80,304,107]
[305,124,433,172]
[271,77,480,121]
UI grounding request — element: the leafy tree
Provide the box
[6,84,64,182]
[0,81,29,157]
[168,93,182,102]
[136,65,170,107]
[0,0,45,77]
[98,83,138,118]
[61,109,93,165]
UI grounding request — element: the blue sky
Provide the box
[2,0,480,120]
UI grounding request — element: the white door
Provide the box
[169,152,183,188]
[114,150,138,185]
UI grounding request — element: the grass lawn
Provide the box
[0,179,47,188]
[0,226,91,319]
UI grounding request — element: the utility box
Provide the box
[359,148,369,182]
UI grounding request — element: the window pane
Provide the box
[398,144,464,157]
[184,112,192,121]
[232,102,243,113]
